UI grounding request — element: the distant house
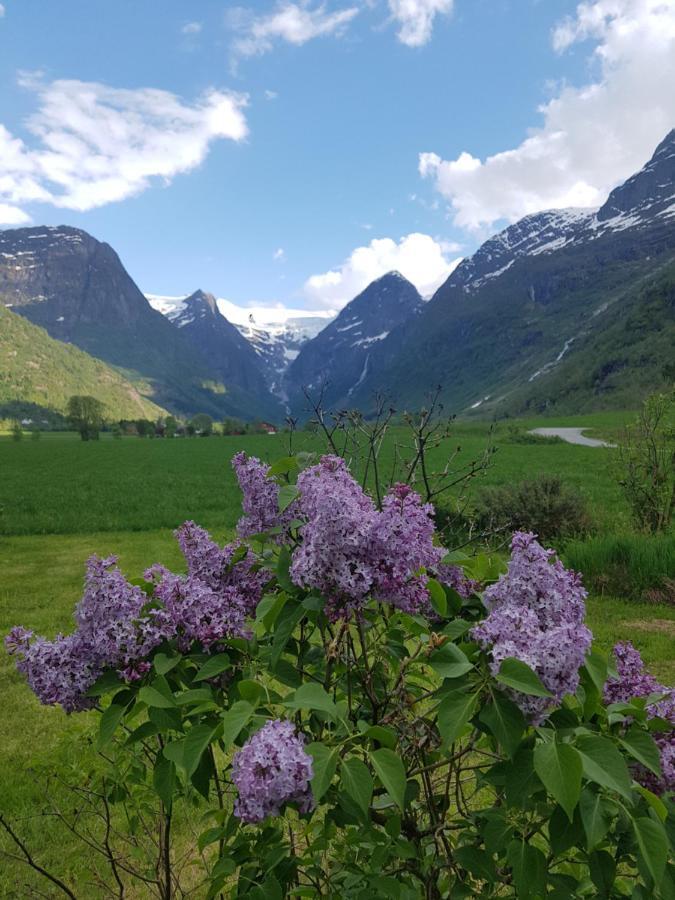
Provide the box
[260,422,277,435]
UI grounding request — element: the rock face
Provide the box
[341,129,675,416]
[285,271,423,413]
[161,289,281,416]
[0,227,279,420]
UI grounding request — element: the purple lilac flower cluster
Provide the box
[232,452,298,539]
[6,556,166,712]
[604,641,674,794]
[231,719,314,823]
[472,531,592,722]
[289,456,443,619]
[6,523,267,711]
[434,563,479,600]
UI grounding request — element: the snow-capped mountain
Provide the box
[338,128,675,417]
[285,271,423,412]
[147,293,334,401]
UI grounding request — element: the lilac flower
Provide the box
[232,452,298,539]
[435,564,479,600]
[473,532,592,722]
[232,719,314,824]
[176,521,268,616]
[291,456,378,618]
[5,630,98,714]
[6,556,173,712]
[604,641,674,794]
[369,484,444,615]
[75,555,170,668]
[150,572,251,650]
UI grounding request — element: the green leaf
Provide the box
[454,846,496,884]
[427,578,447,617]
[534,740,582,822]
[153,756,176,808]
[153,651,182,675]
[276,545,295,594]
[579,788,613,850]
[633,816,668,886]
[194,653,231,681]
[618,726,662,777]
[635,786,667,822]
[369,748,407,813]
[360,724,397,749]
[183,724,216,777]
[270,601,303,667]
[268,456,298,477]
[496,658,552,698]
[283,683,337,721]
[582,650,608,695]
[576,735,633,801]
[278,484,299,512]
[340,757,373,818]
[237,680,265,705]
[549,805,584,856]
[138,685,177,709]
[428,642,473,679]
[479,693,526,757]
[588,850,616,898]
[506,840,546,900]
[306,743,338,802]
[97,702,126,749]
[85,669,122,697]
[437,690,479,747]
[222,701,254,748]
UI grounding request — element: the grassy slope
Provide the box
[0,304,166,421]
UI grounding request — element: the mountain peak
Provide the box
[597,128,675,222]
[184,289,219,317]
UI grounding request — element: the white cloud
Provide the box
[264,89,279,100]
[0,5,5,18]
[0,204,31,226]
[230,2,359,59]
[388,0,453,47]
[304,232,462,308]
[419,0,675,230]
[0,75,248,219]
[273,246,286,261]
[181,21,203,34]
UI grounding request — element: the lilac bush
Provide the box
[473,531,592,720]
[5,451,673,899]
[605,641,675,793]
[231,719,314,824]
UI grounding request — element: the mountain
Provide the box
[148,293,333,405]
[153,289,282,420]
[341,130,675,416]
[285,271,423,413]
[0,226,277,421]
[0,303,166,424]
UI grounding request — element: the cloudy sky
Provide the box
[0,0,673,314]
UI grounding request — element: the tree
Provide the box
[615,389,675,532]
[66,396,105,441]
[10,421,22,442]
[164,416,178,438]
[135,419,154,438]
[190,413,213,436]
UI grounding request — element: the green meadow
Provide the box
[0,411,673,894]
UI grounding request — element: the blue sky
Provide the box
[0,0,673,314]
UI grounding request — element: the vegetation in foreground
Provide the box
[0,403,672,896]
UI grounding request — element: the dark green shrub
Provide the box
[475,474,592,544]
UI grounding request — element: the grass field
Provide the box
[0,410,672,895]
